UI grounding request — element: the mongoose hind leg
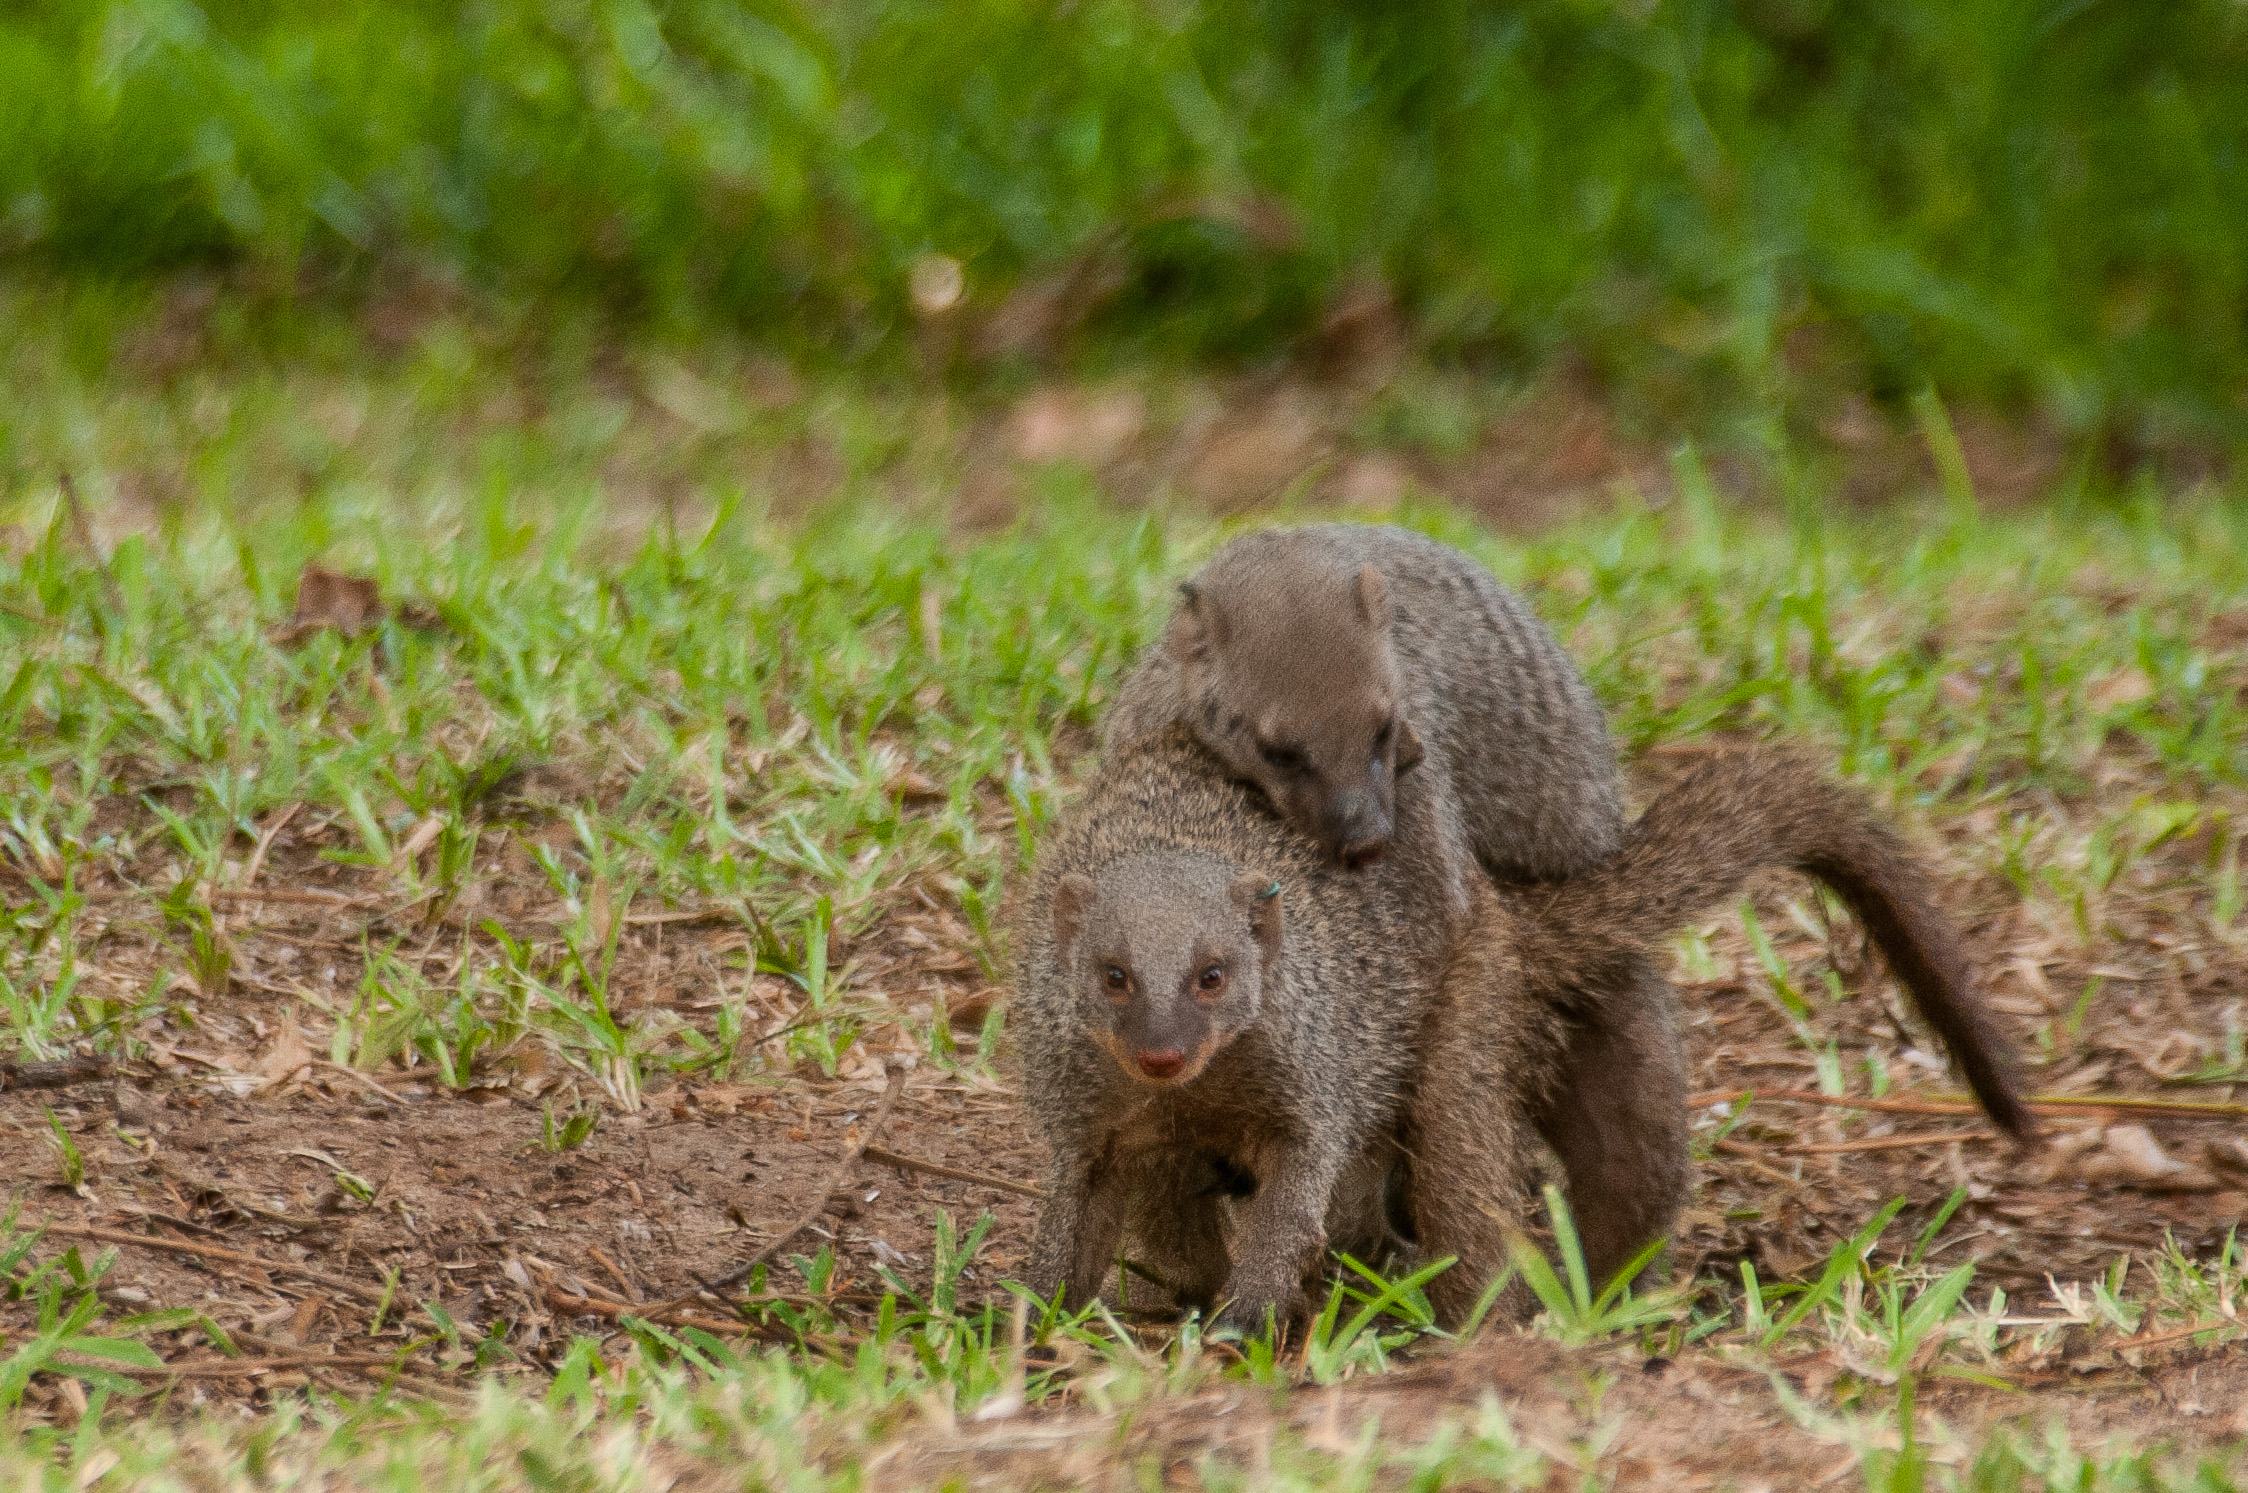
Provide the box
[1532,952,1690,1293]
[1399,912,1553,1330]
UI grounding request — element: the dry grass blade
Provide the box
[1784,1129,1993,1155]
[860,1145,1043,1199]
[540,1285,792,1342]
[58,472,125,617]
[1691,1087,2248,1122]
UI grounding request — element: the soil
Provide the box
[4,754,2248,1475]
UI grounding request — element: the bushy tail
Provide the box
[1527,750,2032,1138]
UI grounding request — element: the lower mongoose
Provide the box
[1016,729,2027,1333]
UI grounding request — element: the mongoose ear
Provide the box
[1052,873,1097,957]
[1394,717,1426,771]
[1165,582,1226,665]
[1354,564,1390,629]
[1228,873,1285,965]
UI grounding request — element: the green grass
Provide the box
[1,461,2244,1086]
[2,338,2248,1477]
[4,0,2247,438]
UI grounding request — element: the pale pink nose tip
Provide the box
[1137,1048,1187,1081]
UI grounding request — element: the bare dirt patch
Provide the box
[5,749,2247,1469]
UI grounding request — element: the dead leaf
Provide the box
[2088,667,2155,712]
[909,254,965,317]
[894,767,947,804]
[255,1012,313,1092]
[280,564,386,642]
[2076,1124,2222,1193]
[1184,394,1325,511]
[1008,387,1145,467]
[2205,1135,2248,1180]
[1329,454,1412,509]
[392,812,445,876]
[287,1293,328,1344]
[948,991,1004,1033]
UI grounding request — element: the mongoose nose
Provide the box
[1136,1048,1187,1081]
[1339,838,1388,870]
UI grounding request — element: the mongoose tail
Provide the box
[1539,750,2033,1139]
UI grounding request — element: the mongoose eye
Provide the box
[1257,742,1308,775]
[1197,964,1225,993]
[1373,719,1393,750]
[1103,966,1130,996]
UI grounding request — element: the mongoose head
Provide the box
[1049,853,1284,1088]
[1166,560,1424,869]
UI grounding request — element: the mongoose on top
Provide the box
[1014,727,2028,1333]
[1105,523,1622,911]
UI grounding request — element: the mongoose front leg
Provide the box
[1024,1153,1128,1311]
[1209,1149,1337,1336]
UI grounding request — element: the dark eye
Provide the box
[1373,719,1393,751]
[1104,966,1129,993]
[1258,743,1307,775]
[1197,965,1225,992]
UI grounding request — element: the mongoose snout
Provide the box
[1324,781,1394,868]
[1135,1048,1188,1081]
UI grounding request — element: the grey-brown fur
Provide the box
[1104,523,1622,903]
[1397,748,2033,1326]
[1101,523,1647,1271]
[1017,733,2027,1334]
[1015,726,1430,1331]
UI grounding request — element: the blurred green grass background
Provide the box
[4,0,2244,452]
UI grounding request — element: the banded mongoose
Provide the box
[1015,727,1425,1332]
[1392,748,2035,1326]
[1103,522,1622,910]
[1015,729,2026,1333]
[1102,522,1647,1259]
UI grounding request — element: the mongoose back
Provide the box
[1105,523,1622,911]
[1397,748,2033,1326]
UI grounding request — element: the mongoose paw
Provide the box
[1207,1289,1301,1342]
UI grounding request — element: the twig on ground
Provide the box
[541,1284,793,1342]
[207,887,377,908]
[1709,1139,1810,1187]
[69,1352,418,1379]
[39,1221,433,1331]
[1690,1086,2248,1122]
[1784,1129,1993,1155]
[237,803,303,893]
[659,1062,910,1312]
[586,1244,644,1304]
[2114,1318,2246,1354]
[623,906,738,926]
[313,1059,414,1106]
[861,1145,1043,1199]
[0,1056,111,1092]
